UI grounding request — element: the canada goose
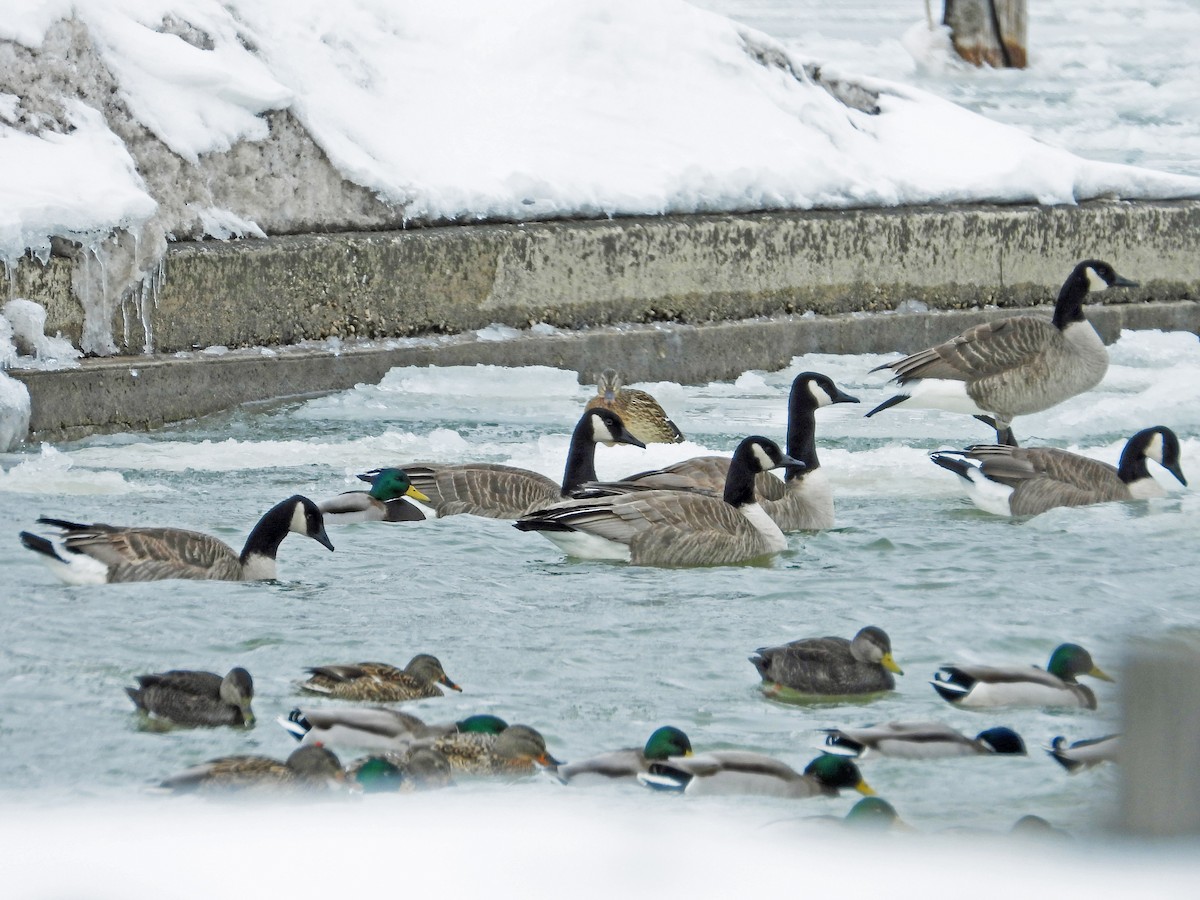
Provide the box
[866,260,1137,445]
[380,408,645,519]
[514,436,802,566]
[577,372,859,532]
[822,721,1027,758]
[346,748,456,793]
[280,706,507,751]
[751,626,903,697]
[638,751,873,799]
[319,467,430,523]
[559,726,693,782]
[585,368,684,444]
[18,495,333,584]
[1048,734,1120,773]
[126,668,254,728]
[298,654,461,702]
[931,643,1114,709]
[158,745,346,793]
[930,426,1186,517]
[415,724,562,776]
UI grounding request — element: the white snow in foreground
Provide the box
[2,0,1199,269]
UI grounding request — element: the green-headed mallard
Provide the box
[751,626,903,697]
[823,721,1026,758]
[639,751,873,799]
[280,706,506,751]
[560,726,692,782]
[126,667,254,728]
[585,369,684,444]
[158,745,345,793]
[19,495,333,583]
[347,747,455,793]
[298,654,461,702]
[319,468,430,524]
[932,643,1114,709]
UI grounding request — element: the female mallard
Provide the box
[560,726,693,782]
[158,745,346,793]
[319,468,430,524]
[866,260,1137,445]
[751,626,903,697]
[298,654,461,702]
[930,426,1186,517]
[382,408,645,519]
[1048,734,1120,773]
[585,369,684,444]
[346,747,456,793]
[822,721,1026,758]
[639,751,873,799]
[19,495,333,583]
[126,667,254,728]
[931,643,1114,709]
[280,706,507,751]
[423,724,561,777]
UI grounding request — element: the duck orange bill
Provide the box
[856,779,876,796]
[536,752,563,769]
[440,676,463,692]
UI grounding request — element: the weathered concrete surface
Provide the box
[6,201,1200,355]
[12,300,1199,442]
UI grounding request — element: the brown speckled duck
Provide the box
[422,724,561,777]
[298,654,461,702]
[158,745,346,793]
[585,369,684,444]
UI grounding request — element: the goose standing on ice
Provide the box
[930,425,1186,516]
[585,368,684,444]
[19,495,333,584]
[867,260,1137,445]
[380,408,645,519]
[514,436,802,567]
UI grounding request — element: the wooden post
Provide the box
[943,0,1027,68]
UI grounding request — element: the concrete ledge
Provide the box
[12,300,1199,442]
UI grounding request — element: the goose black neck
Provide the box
[785,392,819,481]
[560,421,600,495]
[1053,266,1090,329]
[722,449,759,507]
[239,497,295,563]
[1117,441,1151,485]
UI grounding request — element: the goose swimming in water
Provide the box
[514,436,802,567]
[930,426,1186,517]
[379,408,645,519]
[931,643,1114,709]
[866,260,1137,445]
[576,372,859,532]
[18,495,333,584]
[585,368,684,444]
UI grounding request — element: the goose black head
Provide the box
[585,408,647,449]
[793,372,861,409]
[1055,260,1137,329]
[290,496,335,551]
[736,435,803,474]
[1125,425,1187,487]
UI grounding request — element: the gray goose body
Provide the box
[576,373,858,532]
[515,436,801,566]
[389,409,645,518]
[751,626,902,696]
[931,426,1186,517]
[867,260,1136,444]
[584,368,684,444]
[18,495,333,584]
[822,721,1027,759]
[126,667,254,728]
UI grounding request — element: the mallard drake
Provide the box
[559,726,693,782]
[575,373,859,532]
[319,468,430,523]
[931,643,1114,709]
[585,369,684,444]
[420,724,561,777]
[639,751,873,799]
[280,706,506,751]
[514,436,802,566]
[158,745,345,793]
[842,797,905,830]
[930,426,1186,516]
[19,495,333,583]
[823,721,1026,758]
[1048,734,1120,773]
[346,747,455,793]
[751,626,903,697]
[381,408,645,519]
[126,667,254,728]
[867,260,1137,445]
[298,654,461,702]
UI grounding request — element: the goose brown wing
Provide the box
[63,527,241,579]
[401,463,559,517]
[622,456,785,501]
[879,317,1060,383]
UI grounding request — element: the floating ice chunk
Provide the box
[0,370,30,451]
